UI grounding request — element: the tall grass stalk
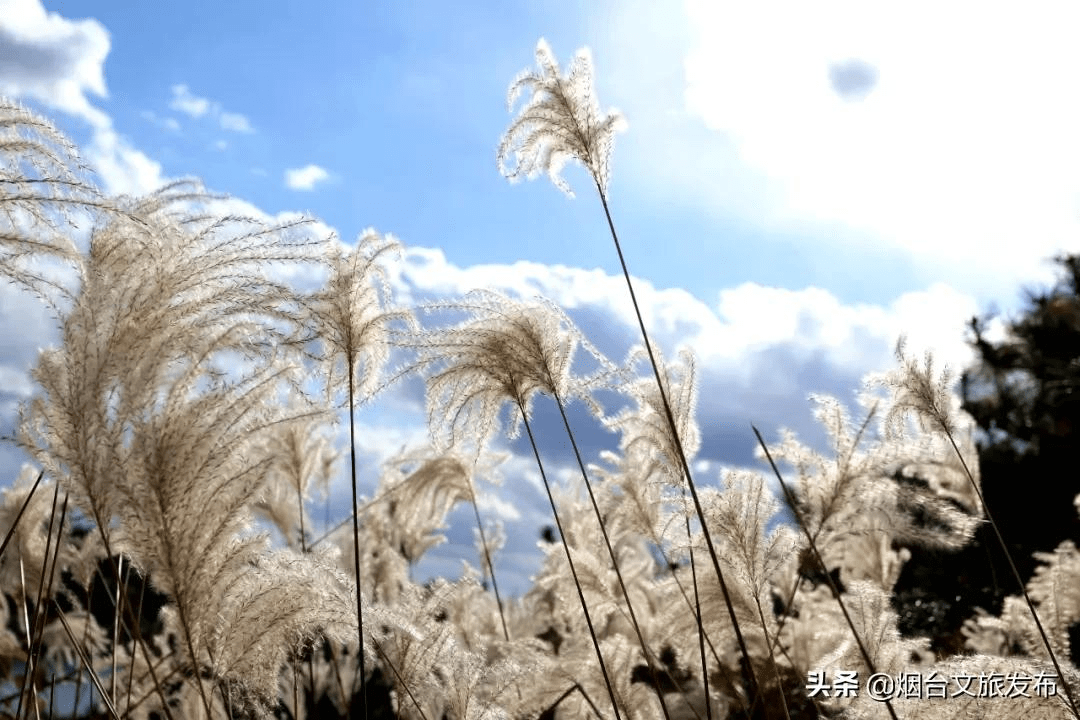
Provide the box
[753,423,902,720]
[878,338,1080,719]
[15,480,62,720]
[551,383,675,720]
[400,290,628,719]
[346,360,369,720]
[0,469,42,561]
[498,38,763,711]
[592,183,770,716]
[464,479,511,642]
[518,395,622,720]
[306,230,413,718]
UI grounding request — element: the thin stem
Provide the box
[685,509,713,720]
[516,394,623,720]
[943,432,1080,719]
[551,389,674,719]
[763,402,880,689]
[16,481,61,720]
[347,357,369,720]
[0,470,43,562]
[54,605,121,720]
[466,485,511,642]
[753,596,791,720]
[88,511,177,720]
[593,181,762,710]
[753,424,900,720]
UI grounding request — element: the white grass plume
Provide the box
[404,288,612,456]
[497,38,627,197]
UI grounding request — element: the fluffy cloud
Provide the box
[219,110,253,133]
[598,1,1080,296]
[84,126,167,197]
[0,0,166,196]
[168,83,211,118]
[169,84,254,133]
[0,0,110,128]
[284,164,330,191]
[680,1,1080,285]
[393,245,984,379]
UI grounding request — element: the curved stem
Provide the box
[944,432,1080,720]
[593,181,762,711]
[552,389,673,719]
[466,478,511,642]
[753,424,900,720]
[347,358,369,720]
[517,394,621,720]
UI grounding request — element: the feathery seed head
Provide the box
[403,289,610,455]
[498,38,627,197]
[605,346,701,484]
[702,471,799,603]
[867,335,964,440]
[308,229,414,406]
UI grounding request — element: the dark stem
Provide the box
[551,389,674,720]
[348,357,370,720]
[467,485,511,642]
[517,394,623,720]
[685,508,713,720]
[753,424,900,720]
[754,597,791,720]
[943,432,1080,719]
[0,469,43,561]
[594,181,763,711]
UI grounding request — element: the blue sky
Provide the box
[2,0,1079,595]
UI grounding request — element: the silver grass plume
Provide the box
[604,346,702,484]
[497,38,627,198]
[253,407,337,551]
[701,472,799,622]
[375,451,471,573]
[306,230,413,407]
[867,335,966,441]
[11,176,353,716]
[0,466,61,600]
[499,41,763,711]
[400,288,626,718]
[20,182,324,546]
[380,446,512,643]
[0,97,113,318]
[868,336,1080,717]
[405,288,610,456]
[304,228,414,719]
[762,385,985,593]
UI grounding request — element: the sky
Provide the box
[1,0,1079,596]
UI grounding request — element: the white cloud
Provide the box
[168,83,210,118]
[168,84,254,132]
[0,0,166,196]
[393,246,990,389]
[219,111,253,133]
[139,109,180,132]
[284,164,330,191]
[680,1,1080,282]
[0,0,110,128]
[599,1,1080,296]
[84,126,167,197]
